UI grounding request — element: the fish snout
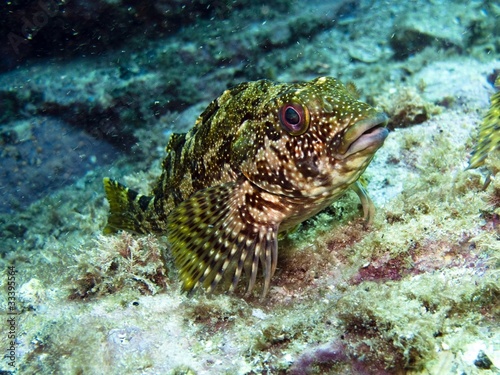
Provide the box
[334,112,389,159]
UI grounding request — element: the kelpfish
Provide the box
[103,77,389,297]
[469,75,500,169]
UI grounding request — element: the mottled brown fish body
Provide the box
[104,77,388,297]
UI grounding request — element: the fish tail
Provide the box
[103,177,153,234]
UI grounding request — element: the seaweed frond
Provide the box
[69,232,169,299]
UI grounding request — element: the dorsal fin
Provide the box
[103,178,153,234]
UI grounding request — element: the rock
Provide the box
[0,117,118,213]
[0,0,290,72]
[347,37,387,63]
[474,350,493,369]
[391,7,466,59]
[18,278,46,311]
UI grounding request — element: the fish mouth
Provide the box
[335,112,389,159]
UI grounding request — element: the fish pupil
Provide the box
[279,102,310,135]
[285,107,300,125]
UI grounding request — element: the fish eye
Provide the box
[279,103,310,135]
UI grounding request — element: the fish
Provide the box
[103,76,389,297]
[469,75,500,169]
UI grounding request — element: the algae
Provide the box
[69,232,170,299]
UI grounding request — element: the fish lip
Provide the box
[335,112,389,159]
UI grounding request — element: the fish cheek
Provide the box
[295,156,321,179]
[231,119,264,167]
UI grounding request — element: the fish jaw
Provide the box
[334,112,389,159]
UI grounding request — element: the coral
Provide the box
[70,232,169,299]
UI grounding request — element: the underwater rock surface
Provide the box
[0,117,117,213]
[0,0,499,374]
[0,0,292,71]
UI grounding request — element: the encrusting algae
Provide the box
[103,77,389,297]
[469,75,500,169]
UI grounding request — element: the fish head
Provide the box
[234,76,389,198]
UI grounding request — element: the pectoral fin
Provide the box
[167,180,280,297]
